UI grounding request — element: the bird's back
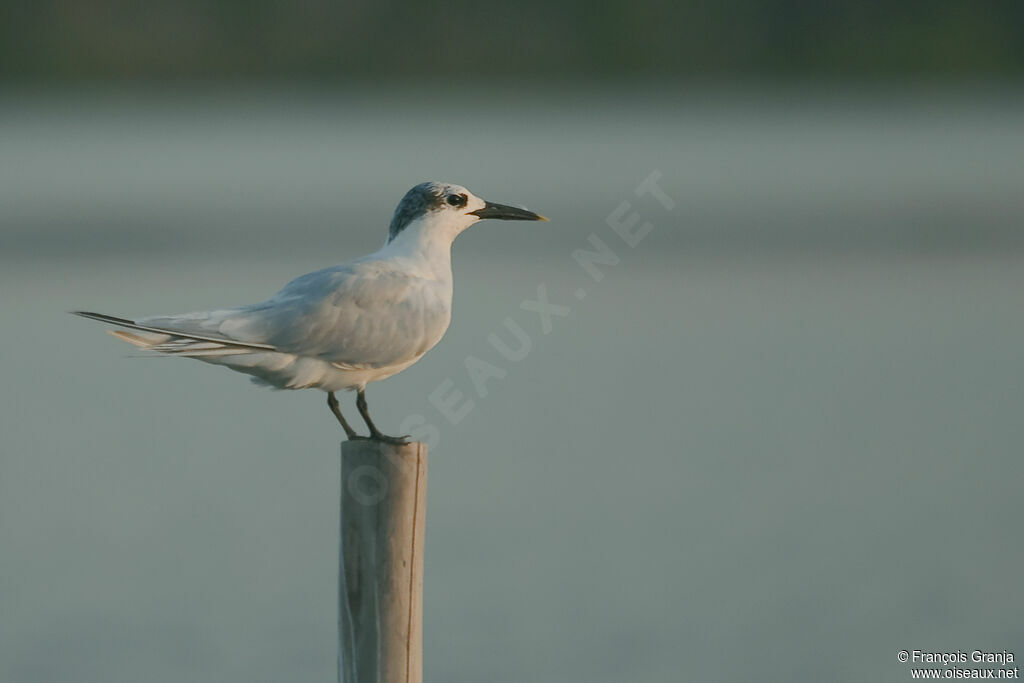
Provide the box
[143,258,454,372]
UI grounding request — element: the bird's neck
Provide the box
[376,223,455,281]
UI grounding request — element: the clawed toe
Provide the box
[342,430,410,445]
[373,433,411,446]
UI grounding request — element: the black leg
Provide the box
[355,387,410,445]
[327,392,364,440]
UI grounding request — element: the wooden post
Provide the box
[338,441,427,683]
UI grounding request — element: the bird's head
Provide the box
[387,181,547,244]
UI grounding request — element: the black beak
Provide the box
[469,201,548,222]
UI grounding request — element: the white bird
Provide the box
[74,182,547,443]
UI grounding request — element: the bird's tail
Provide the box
[71,310,274,357]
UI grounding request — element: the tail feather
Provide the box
[74,310,277,356]
[108,329,171,348]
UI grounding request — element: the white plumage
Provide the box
[75,181,546,442]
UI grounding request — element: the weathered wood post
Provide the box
[338,441,427,683]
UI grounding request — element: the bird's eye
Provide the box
[446,194,467,207]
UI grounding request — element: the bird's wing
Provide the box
[121,260,448,368]
[72,310,276,355]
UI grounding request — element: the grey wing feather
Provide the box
[140,261,447,368]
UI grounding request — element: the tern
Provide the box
[74,182,547,444]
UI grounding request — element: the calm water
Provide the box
[2,88,1022,682]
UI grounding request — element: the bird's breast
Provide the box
[407,279,452,356]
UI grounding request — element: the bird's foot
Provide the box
[370,431,412,446]
[345,434,372,441]
[342,431,410,445]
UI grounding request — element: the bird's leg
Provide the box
[355,387,410,445]
[327,392,364,440]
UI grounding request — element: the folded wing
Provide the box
[77,260,450,370]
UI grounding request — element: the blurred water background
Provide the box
[3,85,1022,683]
[2,3,1024,682]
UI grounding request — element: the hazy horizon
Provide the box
[3,86,1022,682]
